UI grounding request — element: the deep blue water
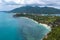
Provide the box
[0,12,51,40]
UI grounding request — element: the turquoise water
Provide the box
[0,12,20,40]
[0,12,51,40]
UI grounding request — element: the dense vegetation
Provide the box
[10,6,60,14]
[14,13,60,40]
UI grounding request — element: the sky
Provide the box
[0,0,60,11]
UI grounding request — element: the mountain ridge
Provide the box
[10,6,60,14]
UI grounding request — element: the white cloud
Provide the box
[0,4,23,11]
[0,0,60,5]
[0,0,60,11]
[0,0,49,5]
[0,0,2,3]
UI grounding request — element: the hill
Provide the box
[10,6,60,14]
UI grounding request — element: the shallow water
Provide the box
[0,12,51,40]
[17,17,51,40]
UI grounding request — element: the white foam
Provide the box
[39,23,51,29]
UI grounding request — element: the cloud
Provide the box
[0,0,60,6]
[0,0,60,11]
[0,4,21,11]
[0,0,60,5]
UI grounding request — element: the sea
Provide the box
[0,12,20,40]
[0,12,51,40]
